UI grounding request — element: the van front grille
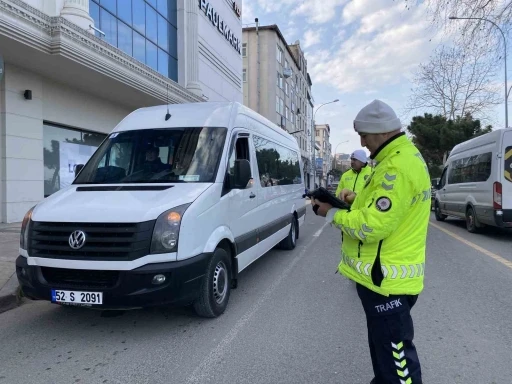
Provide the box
[29,221,155,261]
[41,267,119,289]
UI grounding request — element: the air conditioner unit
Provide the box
[283,68,293,78]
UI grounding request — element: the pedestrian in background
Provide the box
[312,99,430,384]
[335,149,372,199]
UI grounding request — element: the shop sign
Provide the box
[199,0,241,54]
[233,2,241,18]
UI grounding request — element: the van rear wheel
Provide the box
[193,247,231,318]
[465,206,481,233]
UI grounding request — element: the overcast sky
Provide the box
[242,0,507,158]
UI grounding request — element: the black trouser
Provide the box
[356,284,423,384]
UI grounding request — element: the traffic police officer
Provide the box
[335,149,372,198]
[312,100,430,384]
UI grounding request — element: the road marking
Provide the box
[429,221,512,270]
[313,222,328,237]
[185,221,329,383]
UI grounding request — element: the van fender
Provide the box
[203,226,235,254]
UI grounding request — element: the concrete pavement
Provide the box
[0,222,21,313]
[0,213,511,383]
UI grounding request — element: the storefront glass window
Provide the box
[43,124,107,197]
[89,0,178,81]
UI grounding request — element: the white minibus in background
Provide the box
[16,102,306,317]
[434,128,512,232]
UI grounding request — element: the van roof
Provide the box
[449,127,512,156]
[112,102,297,145]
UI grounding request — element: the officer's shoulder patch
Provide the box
[375,196,392,212]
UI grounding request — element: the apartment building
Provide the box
[242,23,314,187]
[315,124,332,187]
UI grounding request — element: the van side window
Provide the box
[253,135,301,187]
[448,152,492,184]
[227,136,252,188]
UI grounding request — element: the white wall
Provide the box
[0,63,131,223]
[197,0,242,103]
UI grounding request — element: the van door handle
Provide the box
[249,192,256,199]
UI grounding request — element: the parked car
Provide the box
[433,128,512,232]
[16,102,306,317]
[430,178,440,210]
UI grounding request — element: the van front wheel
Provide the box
[193,248,231,318]
[279,216,297,250]
[434,202,447,221]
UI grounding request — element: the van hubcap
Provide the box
[213,261,228,304]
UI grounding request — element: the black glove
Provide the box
[303,187,351,215]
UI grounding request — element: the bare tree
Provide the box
[401,0,512,55]
[406,44,501,121]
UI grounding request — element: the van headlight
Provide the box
[150,204,190,254]
[20,206,35,251]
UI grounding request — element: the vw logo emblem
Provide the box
[69,230,86,250]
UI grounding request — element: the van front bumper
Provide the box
[15,253,211,309]
[495,209,512,228]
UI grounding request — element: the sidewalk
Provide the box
[0,222,22,313]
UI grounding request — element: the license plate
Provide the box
[51,290,103,305]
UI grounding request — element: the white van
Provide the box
[434,127,512,232]
[16,102,307,317]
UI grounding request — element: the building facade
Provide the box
[242,24,313,187]
[0,0,242,223]
[315,124,332,187]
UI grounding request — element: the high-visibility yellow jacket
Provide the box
[335,165,373,198]
[326,133,431,296]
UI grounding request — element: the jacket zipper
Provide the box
[353,172,360,191]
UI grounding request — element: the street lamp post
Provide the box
[311,99,339,187]
[449,16,508,128]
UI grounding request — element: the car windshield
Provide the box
[74,127,227,184]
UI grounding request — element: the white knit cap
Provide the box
[353,100,401,134]
[351,149,367,163]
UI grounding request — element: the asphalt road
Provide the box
[1,212,511,384]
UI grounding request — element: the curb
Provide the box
[0,273,21,314]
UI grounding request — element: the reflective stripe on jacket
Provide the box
[328,133,431,296]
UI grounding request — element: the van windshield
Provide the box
[74,127,227,184]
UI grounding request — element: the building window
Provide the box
[277,45,283,64]
[276,96,280,114]
[43,123,107,197]
[242,43,247,57]
[285,59,289,69]
[285,82,289,95]
[290,112,294,124]
[89,0,178,81]
[242,68,247,82]
[285,107,289,120]
[280,98,284,115]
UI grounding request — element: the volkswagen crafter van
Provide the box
[434,127,512,232]
[16,102,307,317]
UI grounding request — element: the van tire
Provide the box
[465,206,481,233]
[434,201,447,221]
[193,248,231,318]
[279,216,297,250]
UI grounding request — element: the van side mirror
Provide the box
[74,164,84,177]
[233,159,251,189]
